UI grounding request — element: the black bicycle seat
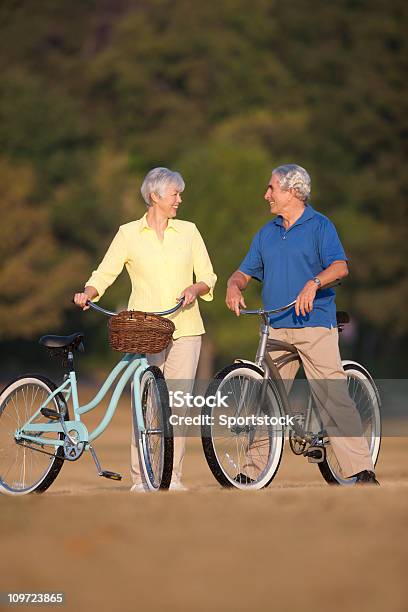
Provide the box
[39,332,85,352]
[336,311,350,325]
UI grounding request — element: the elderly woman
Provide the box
[74,167,216,492]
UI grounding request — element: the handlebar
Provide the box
[85,298,185,317]
[240,300,296,316]
[240,279,341,316]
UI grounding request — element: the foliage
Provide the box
[0,0,406,373]
[0,158,88,338]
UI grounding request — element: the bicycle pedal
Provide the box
[304,446,326,463]
[40,407,61,421]
[100,470,122,481]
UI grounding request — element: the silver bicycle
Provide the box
[201,292,381,490]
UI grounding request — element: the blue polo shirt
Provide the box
[239,205,347,328]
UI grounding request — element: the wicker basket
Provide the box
[108,310,175,354]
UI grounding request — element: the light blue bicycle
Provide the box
[0,300,182,496]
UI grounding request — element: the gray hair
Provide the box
[140,167,185,207]
[273,164,311,202]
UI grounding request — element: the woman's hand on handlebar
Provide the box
[177,284,199,307]
[73,286,98,311]
[73,293,91,310]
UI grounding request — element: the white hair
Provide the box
[273,164,311,202]
[140,167,185,207]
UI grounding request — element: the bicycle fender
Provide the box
[234,359,265,373]
[341,360,375,383]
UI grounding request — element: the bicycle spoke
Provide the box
[203,366,284,488]
[0,379,64,494]
[136,369,170,490]
[319,366,381,485]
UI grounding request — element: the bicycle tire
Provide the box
[0,375,69,496]
[133,366,173,491]
[317,361,381,485]
[201,363,285,490]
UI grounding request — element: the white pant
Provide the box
[130,335,202,485]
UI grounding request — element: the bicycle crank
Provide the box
[63,434,85,461]
[289,431,307,455]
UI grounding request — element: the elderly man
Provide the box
[226,164,379,485]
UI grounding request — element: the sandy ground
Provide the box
[1,387,407,612]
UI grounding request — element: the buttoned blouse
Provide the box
[86,214,217,339]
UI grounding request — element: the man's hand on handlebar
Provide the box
[226,270,251,317]
[295,274,344,317]
[226,286,247,317]
[295,280,318,317]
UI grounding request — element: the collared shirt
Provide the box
[86,214,217,339]
[239,205,347,328]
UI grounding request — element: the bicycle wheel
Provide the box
[0,375,68,496]
[201,363,285,490]
[133,366,173,491]
[317,361,381,485]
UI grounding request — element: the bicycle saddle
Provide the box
[39,332,85,352]
[336,311,350,325]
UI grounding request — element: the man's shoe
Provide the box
[353,470,380,485]
[234,473,255,484]
[169,481,188,492]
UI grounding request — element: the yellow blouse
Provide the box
[86,214,217,339]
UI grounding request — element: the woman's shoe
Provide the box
[169,481,188,491]
[130,483,147,493]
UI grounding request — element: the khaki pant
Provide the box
[131,335,202,485]
[243,326,373,479]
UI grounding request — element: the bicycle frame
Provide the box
[14,298,184,452]
[234,311,316,441]
[14,353,149,450]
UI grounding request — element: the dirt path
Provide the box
[1,390,407,611]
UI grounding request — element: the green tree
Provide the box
[175,140,274,374]
[0,158,88,339]
[0,0,406,375]
[85,0,295,167]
